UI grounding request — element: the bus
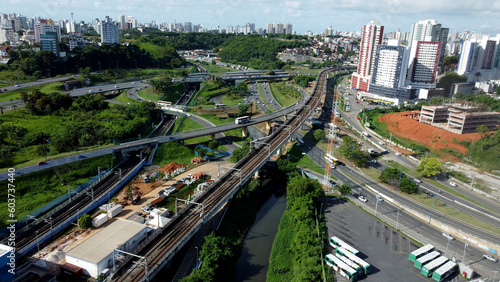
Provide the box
[215,103,226,108]
[329,236,359,255]
[325,254,358,282]
[409,244,435,262]
[335,253,364,277]
[235,116,251,124]
[414,251,441,270]
[324,154,341,166]
[335,247,371,275]
[421,256,449,278]
[432,261,457,282]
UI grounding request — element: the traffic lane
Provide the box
[323,197,423,282]
[337,164,500,245]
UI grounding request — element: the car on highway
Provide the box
[442,232,454,240]
[395,152,401,156]
[376,195,383,202]
[15,84,20,87]
[483,254,498,262]
[2,88,7,92]
[358,195,367,202]
[414,178,422,183]
[36,161,47,165]
[449,181,457,187]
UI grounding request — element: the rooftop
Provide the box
[66,219,147,264]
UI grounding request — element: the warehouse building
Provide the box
[65,219,148,278]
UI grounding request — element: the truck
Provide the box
[107,204,123,218]
[92,214,108,228]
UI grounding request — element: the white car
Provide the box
[442,232,454,240]
[449,182,457,187]
[414,178,422,183]
[395,152,401,156]
[358,196,367,202]
[376,195,384,202]
[483,254,498,262]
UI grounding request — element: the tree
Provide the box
[78,213,92,228]
[313,129,325,142]
[436,72,467,97]
[417,157,442,177]
[195,146,207,159]
[476,125,491,138]
[208,140,219,152]
[379,168,401,187]
[495,86,500,95]
[338,183,352,197]
[237,103,250,116]
[399,178,419,194]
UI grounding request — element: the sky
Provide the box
[4,0,500,35]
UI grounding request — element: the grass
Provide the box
[0,82,64,102]
[138,87,161,101]
[269,82,301,107]
[221,95,244,106]
[267,211,294,281]
[286,143,325,175]
[198,114,235,126]
[113,91,142,105]
[151,142,197,167]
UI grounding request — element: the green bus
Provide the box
[432,261,457,282]
[335,253,364,277]
[409,244,435,262]
[325,254,358,282]
[336,247,371,275]
[421,256,449,278]
[414,251,440,270]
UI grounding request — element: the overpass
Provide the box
[172,71,292,83]
[110,67,340,281]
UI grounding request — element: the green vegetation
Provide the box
[286,144,325,175]
[78,214,92,229]
[293,75,317,87]
[228,142,251,163]
[417,157,442,177]
[0,153,116,228]
[0,94,158,168]
[337,183,352,197]
[269,82,301,107]
[268,176,325,281]
[136,31,234,51]
[217,35,310,70]
[0,82,64,102]
[436,72,467,97]
[113,91,141,105]
[191,79,231,106]
[338,135,370,167]
[151,142,197,167]
[379,167,419,194]
[138,87,161,101]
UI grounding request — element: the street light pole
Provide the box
[445,238,452,257]
[462,238,469,264]
[493,270,498,282]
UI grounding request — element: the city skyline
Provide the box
[2,0,499,35]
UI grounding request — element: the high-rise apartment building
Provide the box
[351,21,384,92]
[408,41,441,88]
[369,45,410,100]
[408,19,448,65]
[100,16,119,45]
[457,35,500,81]
[119,14,126,30]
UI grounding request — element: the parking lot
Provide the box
[322,197,465,281]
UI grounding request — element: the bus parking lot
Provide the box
[322,197,467,281]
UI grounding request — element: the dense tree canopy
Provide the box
[436,72,467,97]
[417,157,442,177]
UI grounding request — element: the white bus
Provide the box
[409,244,435,262]
[235,116,251,124]
[414,251,441,270]
[432,261,457,282]
[335,253,364,277]
[335,247,371,275]
[421,256,449,278]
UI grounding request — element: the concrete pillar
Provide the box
[242,126,249,138]
[265,121,272,135]
[253,170,260,179]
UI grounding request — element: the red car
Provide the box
[37,161,47,165]
[2,89,7,92]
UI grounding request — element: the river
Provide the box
[233,194,287,282]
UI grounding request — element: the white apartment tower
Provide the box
[119,14,126,30]
[101,16,119,44]
[408,41,441,88]
[351,21,384,92]
[408,19,448,65]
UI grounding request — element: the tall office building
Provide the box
[457,36,500,81]
[40,32,59,55]
[408,19,448,65]
[184,22,192,32]
[100,16,119,45]
[369,45,410,100]
[351,21,384,92]
[34,22,61,42]
[408,41,441,88]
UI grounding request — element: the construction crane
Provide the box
[323,84,340,192]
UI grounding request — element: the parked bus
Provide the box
[421,256,449,278]
[414,251,441,270]
[235,116,251,124]
[324,154,340,165]
[215,103,226,108]
[335,253,364,277]
[325,254,358,282]
[335,247,371,275]
[409,244,435,262]
[432,261,457,282]
[329,236,359,255]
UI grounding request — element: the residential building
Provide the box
[408,19,448,65]
[408,41,441,88]
[369,44,411,101]
[457,35,500,81]
[351,21,384,92]
[119,14,126,30]
[100,16,119,45]
[39,32,59,55]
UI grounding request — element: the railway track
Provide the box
[111,67,335,281]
